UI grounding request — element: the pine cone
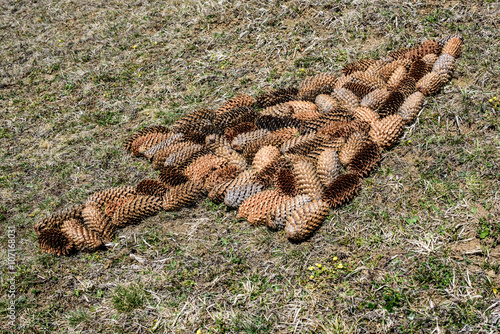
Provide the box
[332,88,360,112]
[163,143,204,167]
[61,219,103,252]
[185,154,225,182]
[441,37,462,58]
[224,122,258,142]
[347,140,381,177]
[81,204,115,242]
[104,196,136,218]
[231,129,270,151]
[204,164,242,192]
[403,40,442,61]
[205,134,232,151]
[208,170,254,203]
[408,59,428,81]
[162,181,205,211]
[301,108,352,134]
[339,131,368,165]
[437,34,463,47]
[349,71,387,90]
[365,58,393,77]
[342,59,376,76]
[215,95,256,115]
[387,65,407,90]
[285,200,330,242]
[422,53,438,73]
[315,94,339,113]
[238,189,277,219]
[376,91,405,117]
[317,148,341,187]
[131,132,170,157]
[255,87,298,108]
[393,76,416,98]
[38,228,74,256]
[352,106,379,124]
[159,166,189,187]
[416,72,446,96]
[293,159,324,199]
[111,195,162,227]
[369,114,405,149]
[86,186,137,209]
[34,204,85,234]
[170,108,214,133]
[341,82,374,100]
[377,59,412,81]
[252,145,280,172]
[267,194,312,231]
[214,145,247,170]
[142,133,184,160]
[124,125,169,152]
[213,106,258,129]
[322,174,361,208]
[254,115,302,132]
[274,167,299,197]
[262,101,317,117]
[432,53,455,81]
[136,179,168,197]
[224,182,263,208]
[318,120,349,136]
[247,191,290,226]
[297,72,338,101]
[398,91,424,124]
[360,88,390,111]
[292,109,322,121]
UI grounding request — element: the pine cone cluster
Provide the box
[36,35,463,254]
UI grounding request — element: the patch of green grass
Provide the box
[413,256,454,290]
[112,284,147,313]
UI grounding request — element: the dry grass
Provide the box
[1,0,499,333]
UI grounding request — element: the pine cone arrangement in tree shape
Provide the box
[38,228,74,256]
[254,115,302,131]
[159,166,189,187]
[86,186,137,209]
[61,219,103,252]
[398,91,424,124]
[214,145,247,170]
[112,196,163,227]
[441,37,462,58]
[339,131,368,166]
[164,143,204,167]
[224,182,263,208]
[255,87,298,108]
[332,88,360,112]
[285,199,330,242]
[297,72,337,101]
[323,174,361,208]
[224,122,258,142]
[185,154,225,182]
[293,159,324,199]
[163,181,205,211]
[204,164,241,192]
[342,59,376,76]
[215,95,256,115]
[81,204,115,242]
[432,53,455,81]
[317,148,341,186]
[231,129,270,151]
[252,145,280,172]
[274,167,299,197]
[408,59,428,81]
[142,132,184,160]
[124,125,169,152]
[136,179,168,197]
[347,140,381,177]
[213,106,258,129]
[267,194,312,231]
[361,88,391,111]
[369,114,405,149]
[247,191,289,226]
[315,94,339,113]
[170,108,214,133]
[352,106,379,124]
[416,72,446,96]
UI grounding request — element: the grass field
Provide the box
[1,0,499,333]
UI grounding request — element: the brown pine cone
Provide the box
[262,101,317,118]
[349,71,387,90]
[339,131,368,166]
[394,76,417,98]
[387,66,407,91]
[163,143,204,167]
[136,179,168,197]
[360,88,390,111]
[422,53,438,73]
[274,167,299,197]
[204,164,242,192]
[398,91,424,124]
[347,140,381,177]
[252,145,280,172]
[285,199,330,242]
[438,34,463,47]
[61,219,103,252]
[214,145,248,170]
[205,133,232,151]
[416,72,446,96]
[86,186,137,209]
[124,125,169,152]
[307,138,345,159]
[352,106,379,124]
[208,170,254,203]
[332,88,359,112]
[376,91,406,117]
[365,58,393,77]
[104,196,136,218]
[301,108,353,134]
[213,106,258,129]
[369,114,405,149]
[441,37,462,58]
[376,59,412,81]
[215,95,256,115]
[224,182,263,208]
[432,53,455,81]
[297,72,338,101]
[341,82,374,100]
[38,228,74,256]
[238,189,277,219]
[81,204,115,243]
[255,87,298,108]
[315,94,339,113]
[403,40,442,61]
[267,194,312,231]
[224,122,258,142]
[162,181,205,211]
[159,166,189,187]
[34,204,85,234]
[142,132,184,160]
[110,195,163,227]
[408,59,428,81]
[247,191,290,226]
[185,154,226,182]
[131,132,170,157]
[317,148,341,187]
[342,59,376,76]
[322,174,361,208]
[231,129,270,151]
[293,159,324,199]
[318,120,349,137]
[170,109,214,133]
[292,109,322,121]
